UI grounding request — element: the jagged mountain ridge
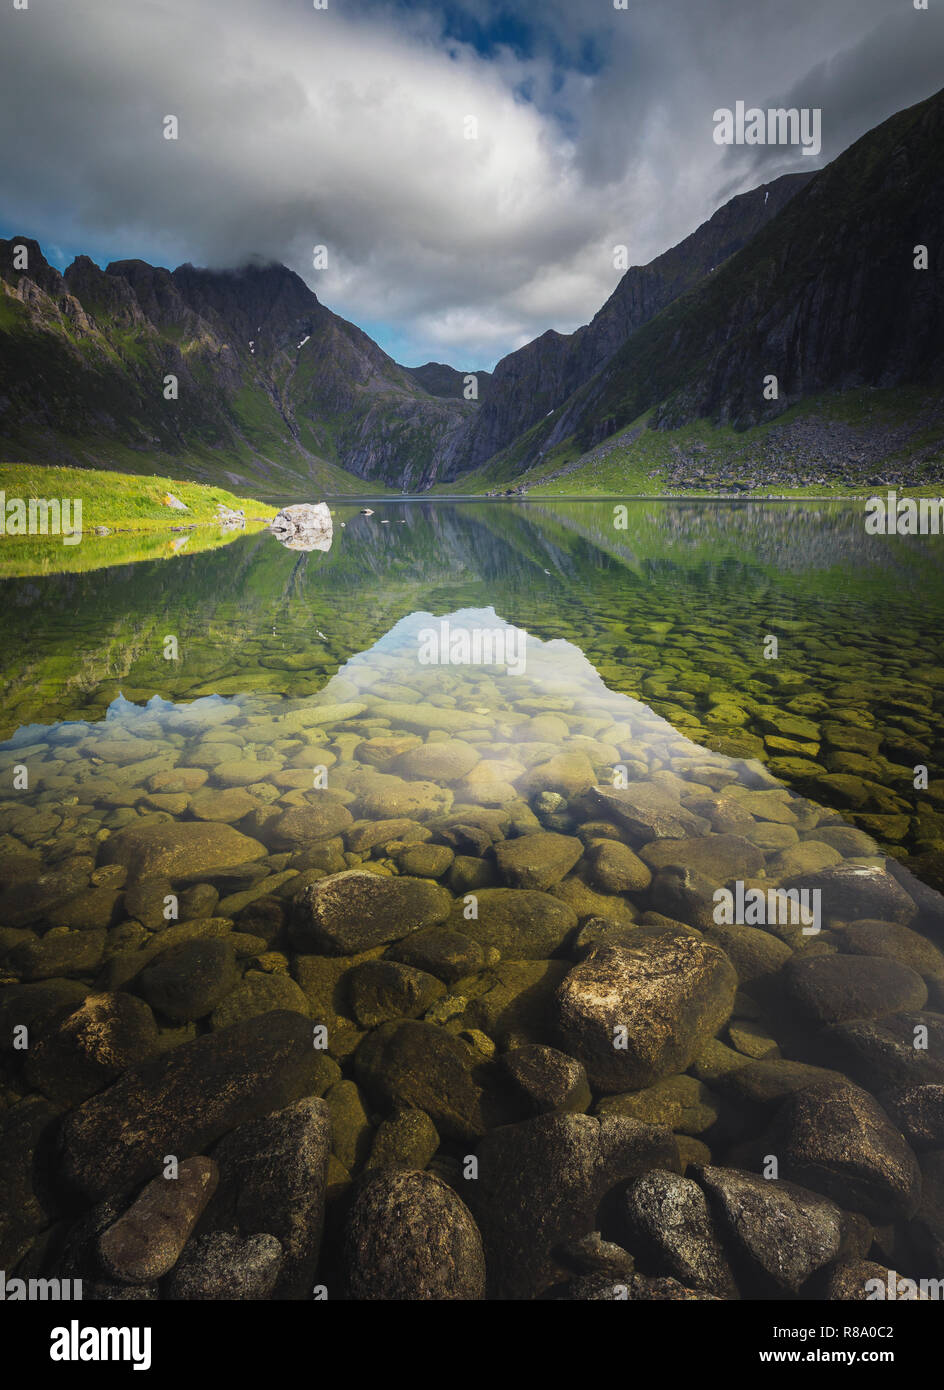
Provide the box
[0,245,478,492]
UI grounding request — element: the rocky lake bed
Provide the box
[1,502,944,1302]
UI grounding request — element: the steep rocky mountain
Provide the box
[0,246,475,493]
[458,85,944,488]
[427,172,813,483]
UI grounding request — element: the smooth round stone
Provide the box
[210,971,311,1029]
[447,888,577,959]
[268,802,354,849]
[749,822,800,851]
[705,922,793,985]
[356,735,423,766]
[394,843,454,878]
[596,1074,719,1134]
[138,939,240,1022]
[386,927,489,985]
[365,1109,440,1172]
[782,954,928,1027]
[389,740,480,782]
[521,752,596,799]
[784,863,918,925]
[814,826,880,857]
[354,1020,486,1141]
[100,821,266,882]
[212,759,282,787]
[832,920,944,982]
[355,774,453,820]
[768,840,843,879]
[638,833,765,881]
[189,787,259,823]
[586,840,652,893]
[493,832,583,891]
[7,928,107,981]
[147,768,209,794]
[345,959,446,1027]
[325,1079,373,1170]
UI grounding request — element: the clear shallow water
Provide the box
[2,500,944,1300]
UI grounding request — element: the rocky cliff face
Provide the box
[0,245,474,491]
[426,173,813,483]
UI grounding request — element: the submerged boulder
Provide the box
[290,870,451,953]
[56,1011,326,1202]
[343,1169,486,1300]
[554,940,737,1092]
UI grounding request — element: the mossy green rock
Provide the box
[365,1108,440,1172]
[596,1075,720,1135]
[268,802,354,850]
[354,1020,486,1140]
[8,928,107,981]
[639,833,765,881]
[493,832,583,891]
[460,960,571,1046]
[704,922,793,985]
[447,887,577,958]
[100,821,266,883]
[346,959,446,1027]
[325,1079,374,1171]
[210,971,311,1030]
[394,843,454,878]
[386,927,490,985]
[586,840,652,893]
[291,870,452,954]
[138,938,239,1022]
